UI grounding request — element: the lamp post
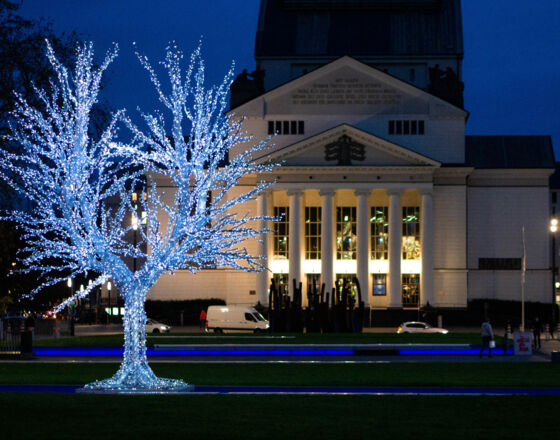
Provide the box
[67,278,74,329]
[551,218,558,333]
[107,280,111,324]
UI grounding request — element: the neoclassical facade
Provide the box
[147,0,555,312]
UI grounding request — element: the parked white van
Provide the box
[206,305,269,333]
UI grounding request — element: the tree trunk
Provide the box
[83,284,191,392]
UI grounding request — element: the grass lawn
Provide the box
[1,362,557,439]
[0,393,557,440]
[1,362,559,388]
[34,331,485,346]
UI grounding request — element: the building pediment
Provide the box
[229,56,467,118]
[254,124,441,167]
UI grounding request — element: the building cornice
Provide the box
[272,165,438,175]
[434,167,474,178]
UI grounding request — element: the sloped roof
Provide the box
[465,136,555,169]
[255,0,463,58]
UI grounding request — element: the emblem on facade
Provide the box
[324,135,366,166]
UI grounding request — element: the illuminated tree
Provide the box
[0,41,273,391]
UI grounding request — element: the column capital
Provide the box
[287,189,304,197]
[386,189,402,197]
[354,189,371,197]
[319,188,336,197]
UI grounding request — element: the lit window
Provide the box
[372,274,387,296]
[273,207,289,258]
[402,274,420,306]
[370,206,388,260]
[402,206,420,260]
[272,273,290,307]
[336,207,356,260]
[305,207,321,260]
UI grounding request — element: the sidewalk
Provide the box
[534,338,560,358]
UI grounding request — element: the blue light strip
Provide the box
[33,347,355,356]
[33,346,517,356]
[399,348,515,355]
[34,347,124,356]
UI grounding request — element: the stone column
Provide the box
[421,189,435,306]
[388,189,402,308]
[355,189,370,307]
[288,189,303,299]
[319,189,335,295]
[256,191,270,306]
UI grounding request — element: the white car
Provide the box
[397,321,448,334]
[146,319,171,334]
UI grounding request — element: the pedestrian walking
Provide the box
[479,318,494,358]
[199,309,207,332]
[532,317,542,350]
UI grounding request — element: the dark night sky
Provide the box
[18,0,560,157]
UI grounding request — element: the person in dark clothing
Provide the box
[479,318,494,358]
[533,317,542,350]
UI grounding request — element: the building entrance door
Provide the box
[402,274,420,307]
[272,273,290,308]
[306,273,321,291]
[335,274,357,306]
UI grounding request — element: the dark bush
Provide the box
[370,299,558,329]
[465,299,557,328]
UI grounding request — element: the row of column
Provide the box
[257,189,434,308]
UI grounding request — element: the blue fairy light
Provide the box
[1,40,275,392]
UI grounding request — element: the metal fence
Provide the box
[0,318,24,357]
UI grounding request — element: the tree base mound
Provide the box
[81,363,192,393]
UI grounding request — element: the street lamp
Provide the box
[66,278,74,321]
[107,280,112,324]
[550,218,558,332]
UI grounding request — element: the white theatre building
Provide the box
[148,0,555,313]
